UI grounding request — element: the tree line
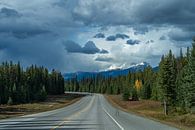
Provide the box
[0,62,64,105]
[65,39,195,114]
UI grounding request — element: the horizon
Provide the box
[0,0,194,73]
[65,61,152,74]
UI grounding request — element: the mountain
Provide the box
[64,62,155,80]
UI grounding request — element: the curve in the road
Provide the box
[0,94,179,130]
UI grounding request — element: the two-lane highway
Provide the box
[0,94,178,130]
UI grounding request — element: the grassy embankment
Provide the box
[105,95,195,130]
[0,94,83,120]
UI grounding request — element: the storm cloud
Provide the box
[95,55,113,62]
[159,36,166,40]
[0,7,21,17]
[126,39,141,45]
[93,33,105,38]
[73,0,195,41]
[106,33,129,41]
[63,40,108,54]
[73,0,195,27]
[168,29,195,42]
[0,0,194,73]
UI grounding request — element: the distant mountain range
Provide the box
[64,62,158,80]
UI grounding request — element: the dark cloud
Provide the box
[13,30,50,39]
[0,7,49,39]
[0,7,21,18]
[93,33,105,38]
[63,40,108,54]
[106,33,129,41]
[95,56,113,62]
[100,49,109,54]
[126,39,140,45]
[0,0,194,72]
[0,32,66,72]
[52,0,76,8]
[134,1,195,26]
[73,0,195,36]
[0,24,50,39]
[168,29,195,42]
[0,1,108,73]
[146,40,154,44]
[159,36,166,40]
[63,40,82,53]
[133,26,149,35]
[82,41,101,54]
[73,0,132,26]
[115,34,129,39]
[106,35,116,41]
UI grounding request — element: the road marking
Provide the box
[103,107,124,130]
[51,95,95,130]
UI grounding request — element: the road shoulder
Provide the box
[105,94,195,130]
[0,94,83,120]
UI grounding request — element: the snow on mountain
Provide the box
[107,63,126,71]
[64,62,152,80]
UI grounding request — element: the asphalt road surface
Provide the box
[0,94,178,130]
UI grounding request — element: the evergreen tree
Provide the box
[151,73,160,100]
[158,50,177,114]
[0,62,64,105]
[176,65,192,112]
[190,38,195,109]
[122,87,130,101]
[141,67,153,99]
[132,87,139,101]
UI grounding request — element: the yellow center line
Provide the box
[50,95,95,130]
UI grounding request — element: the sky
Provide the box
[0,0,194,73]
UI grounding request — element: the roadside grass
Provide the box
[0,94,83,120]
[105,95,195,130]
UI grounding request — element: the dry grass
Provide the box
[105,95,195,130]
[0,94,82,120]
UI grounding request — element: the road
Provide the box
[0,94,178,130]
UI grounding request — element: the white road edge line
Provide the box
[103,107,124,130]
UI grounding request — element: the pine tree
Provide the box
[176,65,191,112]
[159,50,177,115]
[151,73,160,100]
[141,67,153,99]
[122,87,130,101]
[190,39,195,110]
[187,47,190,62]
[132,87,139,101]
[176,39,195,112]
[0,62,64,105]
